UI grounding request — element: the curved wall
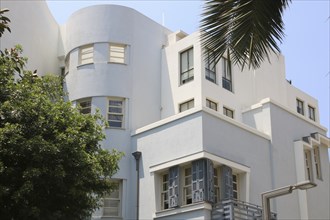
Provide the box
[64,5,171,131]
[0,0,59,75]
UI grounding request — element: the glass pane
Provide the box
[188,48,194,69]
[103,207,119,216]
[109,121,122,128]
[109,115,123,121]
[181,51,188,72]
[109,100,122,106]
[109,106,122,113]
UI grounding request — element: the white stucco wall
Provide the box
[0,0,59,75]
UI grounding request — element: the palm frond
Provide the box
[200,0,290,69]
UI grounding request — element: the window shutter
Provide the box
[168,166,179,208]
[220,165,233,199]
[205,159,215,203]
[192,159,205,203]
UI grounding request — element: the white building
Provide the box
[1,1,329,219]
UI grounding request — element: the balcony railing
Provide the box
[212,199,277,220]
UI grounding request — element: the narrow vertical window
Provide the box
[103,181,121,217]
[313,146,322,179]
[232,174,239,200]
[205,50,216,83]
[183,167,192,205]
[222,57,232,91]
[108,98,124,128]
[77,98,92,114]
[223,106,234,119]
[206,99,217,111]
[65,54,70,73]
[161,173,169,210]
[110,44,126,64]
[79,44,93,65]
[296,99,304,115]
[308,105,316,121]
[179,99,194,112]
[180,47,194,84]
[304,150,313,180]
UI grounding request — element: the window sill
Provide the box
[154,202,212,219]
[107,62,127,66]
[105,127,126,130]
[101,216,122,220]
[77,63,94,68]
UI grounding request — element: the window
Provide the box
[222,57,232,91]
[179,99,194,112]
[205,50,216,83]
[304,150,313,180]
[79,44,93,65]
[297,99,304,115]
[232,174,239,200]
[180,47,194,84]
[108,98,124,128]
[160,159,218,210]
[206,99,217,111]
[161,173,169,210]
[313,146,322,179]
[110,44,126,64]
[308,105,315,121]
[183,167,192,205]
[77,98,91,114]
[223,106,234,119]
[65,54,70,73]
[103,181,121,217]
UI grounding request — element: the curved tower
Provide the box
[62,5,171,219]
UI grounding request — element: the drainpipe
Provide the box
[132,151,141,220]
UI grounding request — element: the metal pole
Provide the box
[132,151,141,220]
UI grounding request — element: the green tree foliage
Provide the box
[200,0,291,69]
[0,26,123,220]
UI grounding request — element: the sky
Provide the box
[46,0,329,137]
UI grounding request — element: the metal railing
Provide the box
[212,199,277,220]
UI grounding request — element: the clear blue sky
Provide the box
[47,0,329,137]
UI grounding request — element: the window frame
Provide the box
[296,99,304,115]
[223,106,234,119]
[179,99,194,113]
[77,98,92,115]
[107,98,125,129]
[308,105,316,121]
[180,47,194,85]
[161,173,169,210]
[205,50,216,83]
[109,43,127,64]
[65,54,70,74]
[304,150,313,181]
[232,174,239,200]
[78,44,94,66]
[182,166,193,205]
[222,57,232,92]
[206,99,218,111]
[313,146,322,180]
[102,180,122,217]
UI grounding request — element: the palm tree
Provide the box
[200,0,291,69]
[0,8,11,37]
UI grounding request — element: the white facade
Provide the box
[1,1,329,219]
